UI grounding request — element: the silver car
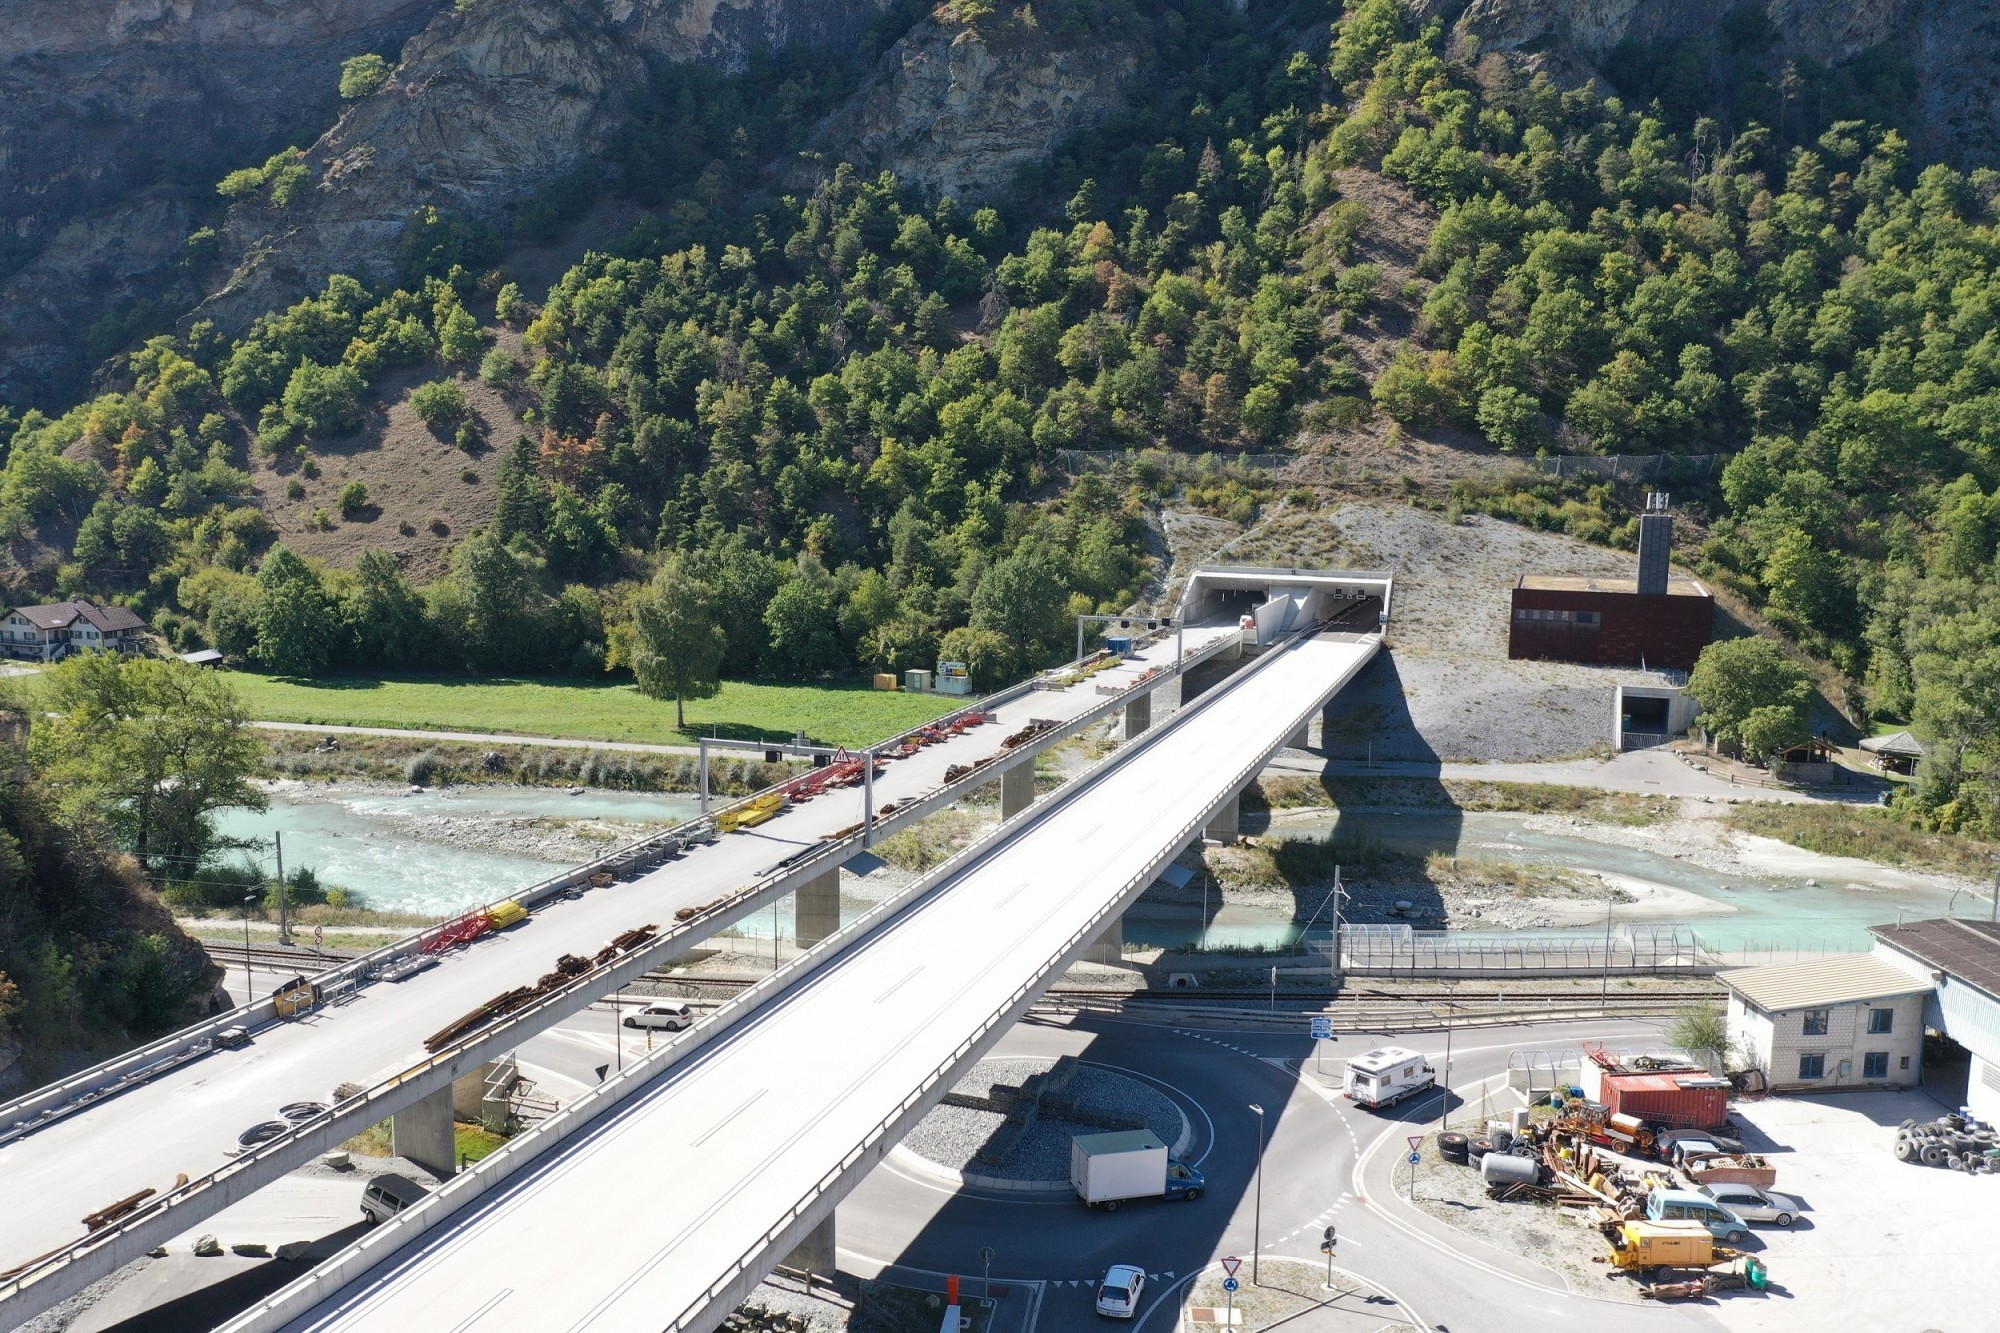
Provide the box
[1700,1183,1802,1226]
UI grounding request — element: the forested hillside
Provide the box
[5,0,2000,827]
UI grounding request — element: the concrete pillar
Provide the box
[1205,791,1240,843]
[1089,916,1124,965]
[783,1211,836,1283]
[1288,721,1310,751]
[392,1085,457,1178]
[451,1062,491,1120]
[793,867,841,948]
[1123,691,1152,740]
[1000,758,1035,819]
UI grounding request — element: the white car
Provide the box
[623,1001,694,1031]
[1095,1264,1146,1318]
[1700,1183,1802,1227]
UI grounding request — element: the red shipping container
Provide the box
[1600,1072,1729,1130]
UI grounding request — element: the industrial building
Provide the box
[1508,495,1715,672]
[1721,955,1931,1095]
[1873,918,2000,1122]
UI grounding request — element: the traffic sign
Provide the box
[1323,1226,1336,1243]
[314,925,324,947]
[1408,1152,1421,1164]
[1406,1135,1423,1152]
[1222,1278,1239,1293]
[1220,1256,1241,1278]
[1309,1016,1334,1040]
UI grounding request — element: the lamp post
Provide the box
[1601,880,1615,1007]
[241,893,259,1002]
[980,1245,994,1302]
[1248,1103,1265,1284]
[1439,987,1456,1133]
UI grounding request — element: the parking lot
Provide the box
[1713,1089,1993,1332]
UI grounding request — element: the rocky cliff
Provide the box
[790,15,1146,204]
[1416,0,2000,168]
[0,0,448,405]
[194,0,897,335]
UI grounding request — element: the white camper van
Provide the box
[1342,1045,1435,1109]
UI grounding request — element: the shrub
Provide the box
[479,346,517,388]
[285,477,306,500]
[410,379,468,432]
[338,481,369,516]
[339,53,392,100]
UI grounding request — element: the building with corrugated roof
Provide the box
[1873,918,2000,1121]
[1721,954,1932,1094]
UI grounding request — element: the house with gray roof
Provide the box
[1,600,149,661]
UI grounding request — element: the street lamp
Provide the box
[1438,985,1456,1133]
[241,893,259,1001]
[980,1245,994,1302]
[1248,1103,1265,1284]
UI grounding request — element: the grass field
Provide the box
[225,671,959,748]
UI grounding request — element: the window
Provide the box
[1900,1055,1911,1070]
[1868,1007,1894,1034]
[1798,1053,1826,1080]
[1864,1052,1889,1079]
[1576,611,1601,625]
[1801,1009,1829,1036]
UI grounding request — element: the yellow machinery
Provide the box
[273,979,322,1018]
[719,792,788,833]
[1605,1220,1717,1272]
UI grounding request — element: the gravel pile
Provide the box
[902,1058,1185,1182]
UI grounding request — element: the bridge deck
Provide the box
[251,630,1377,1333]
[0,627,1237,1303]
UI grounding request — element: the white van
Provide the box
[1342,1045,1436,1109]
[360,1173,429,1224]
[623,1001,695,1031]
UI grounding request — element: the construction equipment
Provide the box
[1601,1220,1732,1272]
[718,792,788,833]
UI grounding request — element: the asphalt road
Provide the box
[837,1013,1723,1333]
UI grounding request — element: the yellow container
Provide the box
[487,899,529,929]
[873,673,899,691]
[1611,1220,1713,1270]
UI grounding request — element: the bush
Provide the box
[338,481,369,517]
[410,379,469,433]
[285,476,306,500]
[479,347,517,388]
[339,53,392,99]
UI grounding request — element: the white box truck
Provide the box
[1070,1130,1205,1210]
[1343,1045,1435,1109]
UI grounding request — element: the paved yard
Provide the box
[1712,1090,1991,1333]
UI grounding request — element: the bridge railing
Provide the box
[662,619,1363,1331]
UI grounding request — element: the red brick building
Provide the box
[1507,574,1715,671]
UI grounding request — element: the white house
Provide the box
[1721,955,1931,1094]
[0,600,149,661]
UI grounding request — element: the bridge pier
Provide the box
[392,1085,457,1178]
[1287,720,1311,751]
[793,867,841,949]
[1087,916,1124,965]
[1123,691,1152,739]
[782,1211,836,1285]
[1205,791,1240,843]
[999,757,1035,819]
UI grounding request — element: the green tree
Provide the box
[338,480,369,517]
[280,361,364,439]
[938,626,1019,692]
[410,379,469,433]
[438,306,485,364]
[763,566,846,678]
[339,53,392,99]
[1762,527,1849,633]
[255,545,339,675]
[630,556,727,729]
[493,435,547,540]
[1668,1004,1734,1071]
[1686,637,1814,761]
[969,540,1070,664]
[338,549,429,666]
[26,654,266,871]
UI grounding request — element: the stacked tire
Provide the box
[1895,1115,2000,1173]
[1439,1132,1470,1164]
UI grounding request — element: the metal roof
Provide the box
[1721,954,1933,1013]
[1860,730,1927,757]
[1870,918,2000,1001]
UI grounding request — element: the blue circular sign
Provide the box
[1222,1277,1239,1293]
[1408,1152,1421,1163]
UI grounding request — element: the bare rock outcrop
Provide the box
[791,16,1147,204]
[194,0,895,335]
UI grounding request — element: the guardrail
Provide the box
[215,618,1282,1333]
[659,619,1372,1332]
[2,627,1234,1317]
[1039,994,1711,1031]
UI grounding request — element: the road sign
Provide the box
[1220,1256,1241,1278]
[1406,1135,1423,1152]
[1323,1226,1336,1243]
[1310,1016,1334,1040]
[1222,1278,1239,1293]
[314,925,324,947]
[1408,1152,1421,1164]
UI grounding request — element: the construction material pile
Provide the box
[1893,1112,2000,1173]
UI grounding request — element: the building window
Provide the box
[1868,1007,1894,1034]
[1900,1055,1911,1070]
[1802,1009,1829,1036]
[1864,1052,1889,1079]
[1798,1053,1826,1080]
[1576,611,1601,625]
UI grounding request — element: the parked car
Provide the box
[1095,1264,1146,1318]
[1700,1183,1802,1227]
[1646,1188,1749,1243]
[1658,1131,1746,1165]
[623,1001,694,1031]
[360,1173,429,1225]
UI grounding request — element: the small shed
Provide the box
[1860,730,1926,776]
[179,648,225,668]
[1774,736,1839,765]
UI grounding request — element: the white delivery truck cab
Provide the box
[1343,1045,1436,1108]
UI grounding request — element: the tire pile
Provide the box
[1893,1113,2000,1173]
